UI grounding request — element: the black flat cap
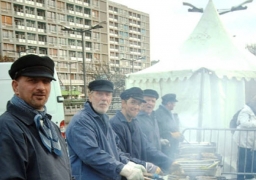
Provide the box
[143,89,159,99]
[120,87,146,103]
[162,94,178,103]
[9,55,56,80]
[88,80,114,92]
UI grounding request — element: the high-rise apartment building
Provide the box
[0,0,150,98]
[108,1,150,74]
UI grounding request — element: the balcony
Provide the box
[36,2,43,7]
[38,41,46,45]
[68,10,75,14]
[68,22,75,26]
[37,16,44,20]
[85,36,90,40]
[26,13,35,18]
[27,40,37,44]
[75,12,83,16]
[17,38,26,43]
[16,12,24,16]
[75,0,82,5]
[38,28,46,33]
[25,0,35,5]
[16,25,25,30]
[27,27,36,31]
[76,23,83,28]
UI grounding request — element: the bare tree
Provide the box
[92,64,125,98]
[0,55,15,62]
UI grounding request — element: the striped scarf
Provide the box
[11,95,62,156]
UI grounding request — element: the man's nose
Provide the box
[36,81,46,89]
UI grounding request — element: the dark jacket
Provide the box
[66,102,129,180]
[155,104,181,158]
[110,111,173,172]
[0,102,72,180]
[136,111,161,151]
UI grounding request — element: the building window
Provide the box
[2,15,12,25]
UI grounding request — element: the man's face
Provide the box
[89,91,112,114]
[122,98,142,121]
[12,76,51,110]
[140,96,156,115]
[167,101,176,111]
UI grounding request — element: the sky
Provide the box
[110,0,256,61]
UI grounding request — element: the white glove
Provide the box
[160,139,170,146]
[146,162,163,174]
[120,164,144,180]
[127,161,146,172]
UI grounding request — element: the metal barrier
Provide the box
[181,128,256,179]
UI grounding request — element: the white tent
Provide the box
[126,0,256,129]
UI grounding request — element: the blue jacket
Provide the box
[110,111,173,172]
[0,102,71,180]
[155,105,181,158]
[66,102,129,180]
[136,111,161,151]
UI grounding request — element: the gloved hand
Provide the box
[146,162,163,175]
[120,164,144,180]
[160,138,170,146]
[127,161,146,173]
[170,132,182,139]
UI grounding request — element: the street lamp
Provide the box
[3,47,37,57]
[121,56,145,73]
[61,22,105,100]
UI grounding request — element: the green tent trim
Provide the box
[61,90,81,96]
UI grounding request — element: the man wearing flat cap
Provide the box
[0,54,72,179]
[137,89,170,151]
[155,93,183,159]
[66,80,146,180]
[110,87,175,175]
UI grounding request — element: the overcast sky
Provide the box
[110,0,256,61]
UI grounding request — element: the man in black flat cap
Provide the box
[137,89,170,151]
[155,93,183,159]
[110,87,176,175]
[0,54,72,179]
[66,80,146,180]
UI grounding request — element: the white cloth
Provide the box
[120,164,144,180]
[233,105,256,149]
[127,161,146,172]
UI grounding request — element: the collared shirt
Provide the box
[136,111,161,150]
[66,102,129,180]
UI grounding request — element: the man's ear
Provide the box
[12,80,19,95]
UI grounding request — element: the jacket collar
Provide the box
[7,101,52,126]
[85,101,109,119]
[159,104,172,115]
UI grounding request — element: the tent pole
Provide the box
[197,68,205,142]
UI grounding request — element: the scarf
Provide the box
[11,95,62,156]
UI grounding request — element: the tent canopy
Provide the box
[126,0,256,130]
[127,0,256,83]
